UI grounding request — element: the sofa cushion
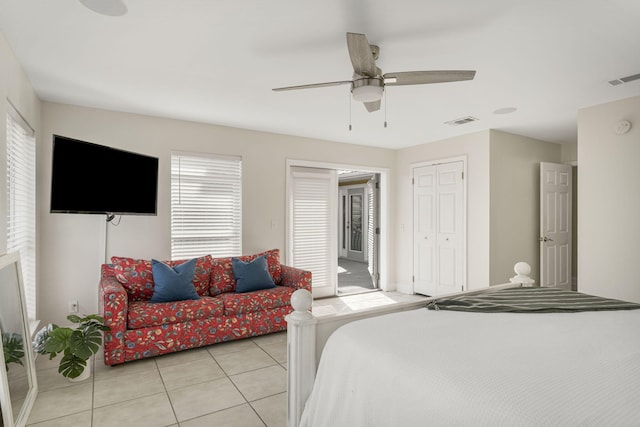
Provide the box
[112,255,213,301]
[150,258,200,303]
[127,296,224,329]
[232,255,276,293]
[220,285,293,315]
[210,249,282,296]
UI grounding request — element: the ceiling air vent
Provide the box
[608,72,640,86]
[445,116,479,126]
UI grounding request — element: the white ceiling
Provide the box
[1,0,639,149]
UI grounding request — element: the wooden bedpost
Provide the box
[510,261,536,287]
[286,289,316,427]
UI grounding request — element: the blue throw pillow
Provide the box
[150,258,200,303]
[232,255,276,293]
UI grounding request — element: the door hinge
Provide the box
[375,182,380,189]
[412,177,414,185]
[375,227,380,235]
[412,275,415,282]
[462,171,464,180]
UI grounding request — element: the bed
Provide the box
[286,264,640,427]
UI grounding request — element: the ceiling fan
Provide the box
[273,32,476,112]
[79,0,127,16]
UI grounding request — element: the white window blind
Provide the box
[171,152,242,259]
[367,180,375,276]
[289,166,337,298]
[6,104,36,322]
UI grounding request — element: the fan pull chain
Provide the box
[348,92,353,131]
[384,91,388,128]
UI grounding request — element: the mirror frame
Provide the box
[0,251,38,427]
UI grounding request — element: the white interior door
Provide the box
[338,188,348,258]
[289,166,338,298]
[413,161,464,296]
[347,188,366,262]
[413,165,437,295]
[540,162,572,289]
[436,162,464,295]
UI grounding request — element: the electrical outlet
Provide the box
[69,300,79,313]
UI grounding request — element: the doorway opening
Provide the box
[286,159,388,299]
[338,170,379,296]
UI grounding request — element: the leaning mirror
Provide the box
[0,252,38,427]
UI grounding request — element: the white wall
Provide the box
[489,130,561,285]
[578,95,640,303]
[38,102,396,325]
[394,130,491,291]
[561,142,578,285]
[561,143,577,163]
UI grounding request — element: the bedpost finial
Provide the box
[290,289,313,320]
[511,262,536,287]
[514,262,531,276]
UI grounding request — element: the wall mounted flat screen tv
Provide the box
[50,135,159,216]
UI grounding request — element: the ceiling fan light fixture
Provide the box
[351,78,384,102]
[352,85,383,102]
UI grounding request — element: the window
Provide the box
[6,103,36,323]
[171,152,242,259]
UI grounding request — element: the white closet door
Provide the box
[436,161,464,295]
[413,161,465,296]
[289,167,338,298]
[413,165,437,296]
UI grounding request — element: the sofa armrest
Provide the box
[280,264,312,292]
[99,264,128,365]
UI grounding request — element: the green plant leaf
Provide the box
[69,328,101,360]
[82,314,105,323]
[58,353,87,379]
[44,327,73,354]
[32,323,57,355]
[66,314,83,324]
[2,332,24,369]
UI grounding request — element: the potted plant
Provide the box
[32,313,110,380]
[2,332,25,371]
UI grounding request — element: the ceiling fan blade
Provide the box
[80,0,127,16]
[272,80,352,91]
[346,32,378,77]
[363,100,381,112]
[383,70,476,86]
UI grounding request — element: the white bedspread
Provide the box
[299,307,640,427]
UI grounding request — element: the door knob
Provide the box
[539,236,554,242]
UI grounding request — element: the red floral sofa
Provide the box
[99,249,311,365]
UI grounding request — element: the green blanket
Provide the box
[426,287,640,313]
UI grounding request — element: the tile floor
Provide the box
[25,291,428,427]
[27,331,288,427]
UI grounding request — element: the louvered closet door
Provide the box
[289,167,337,298]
